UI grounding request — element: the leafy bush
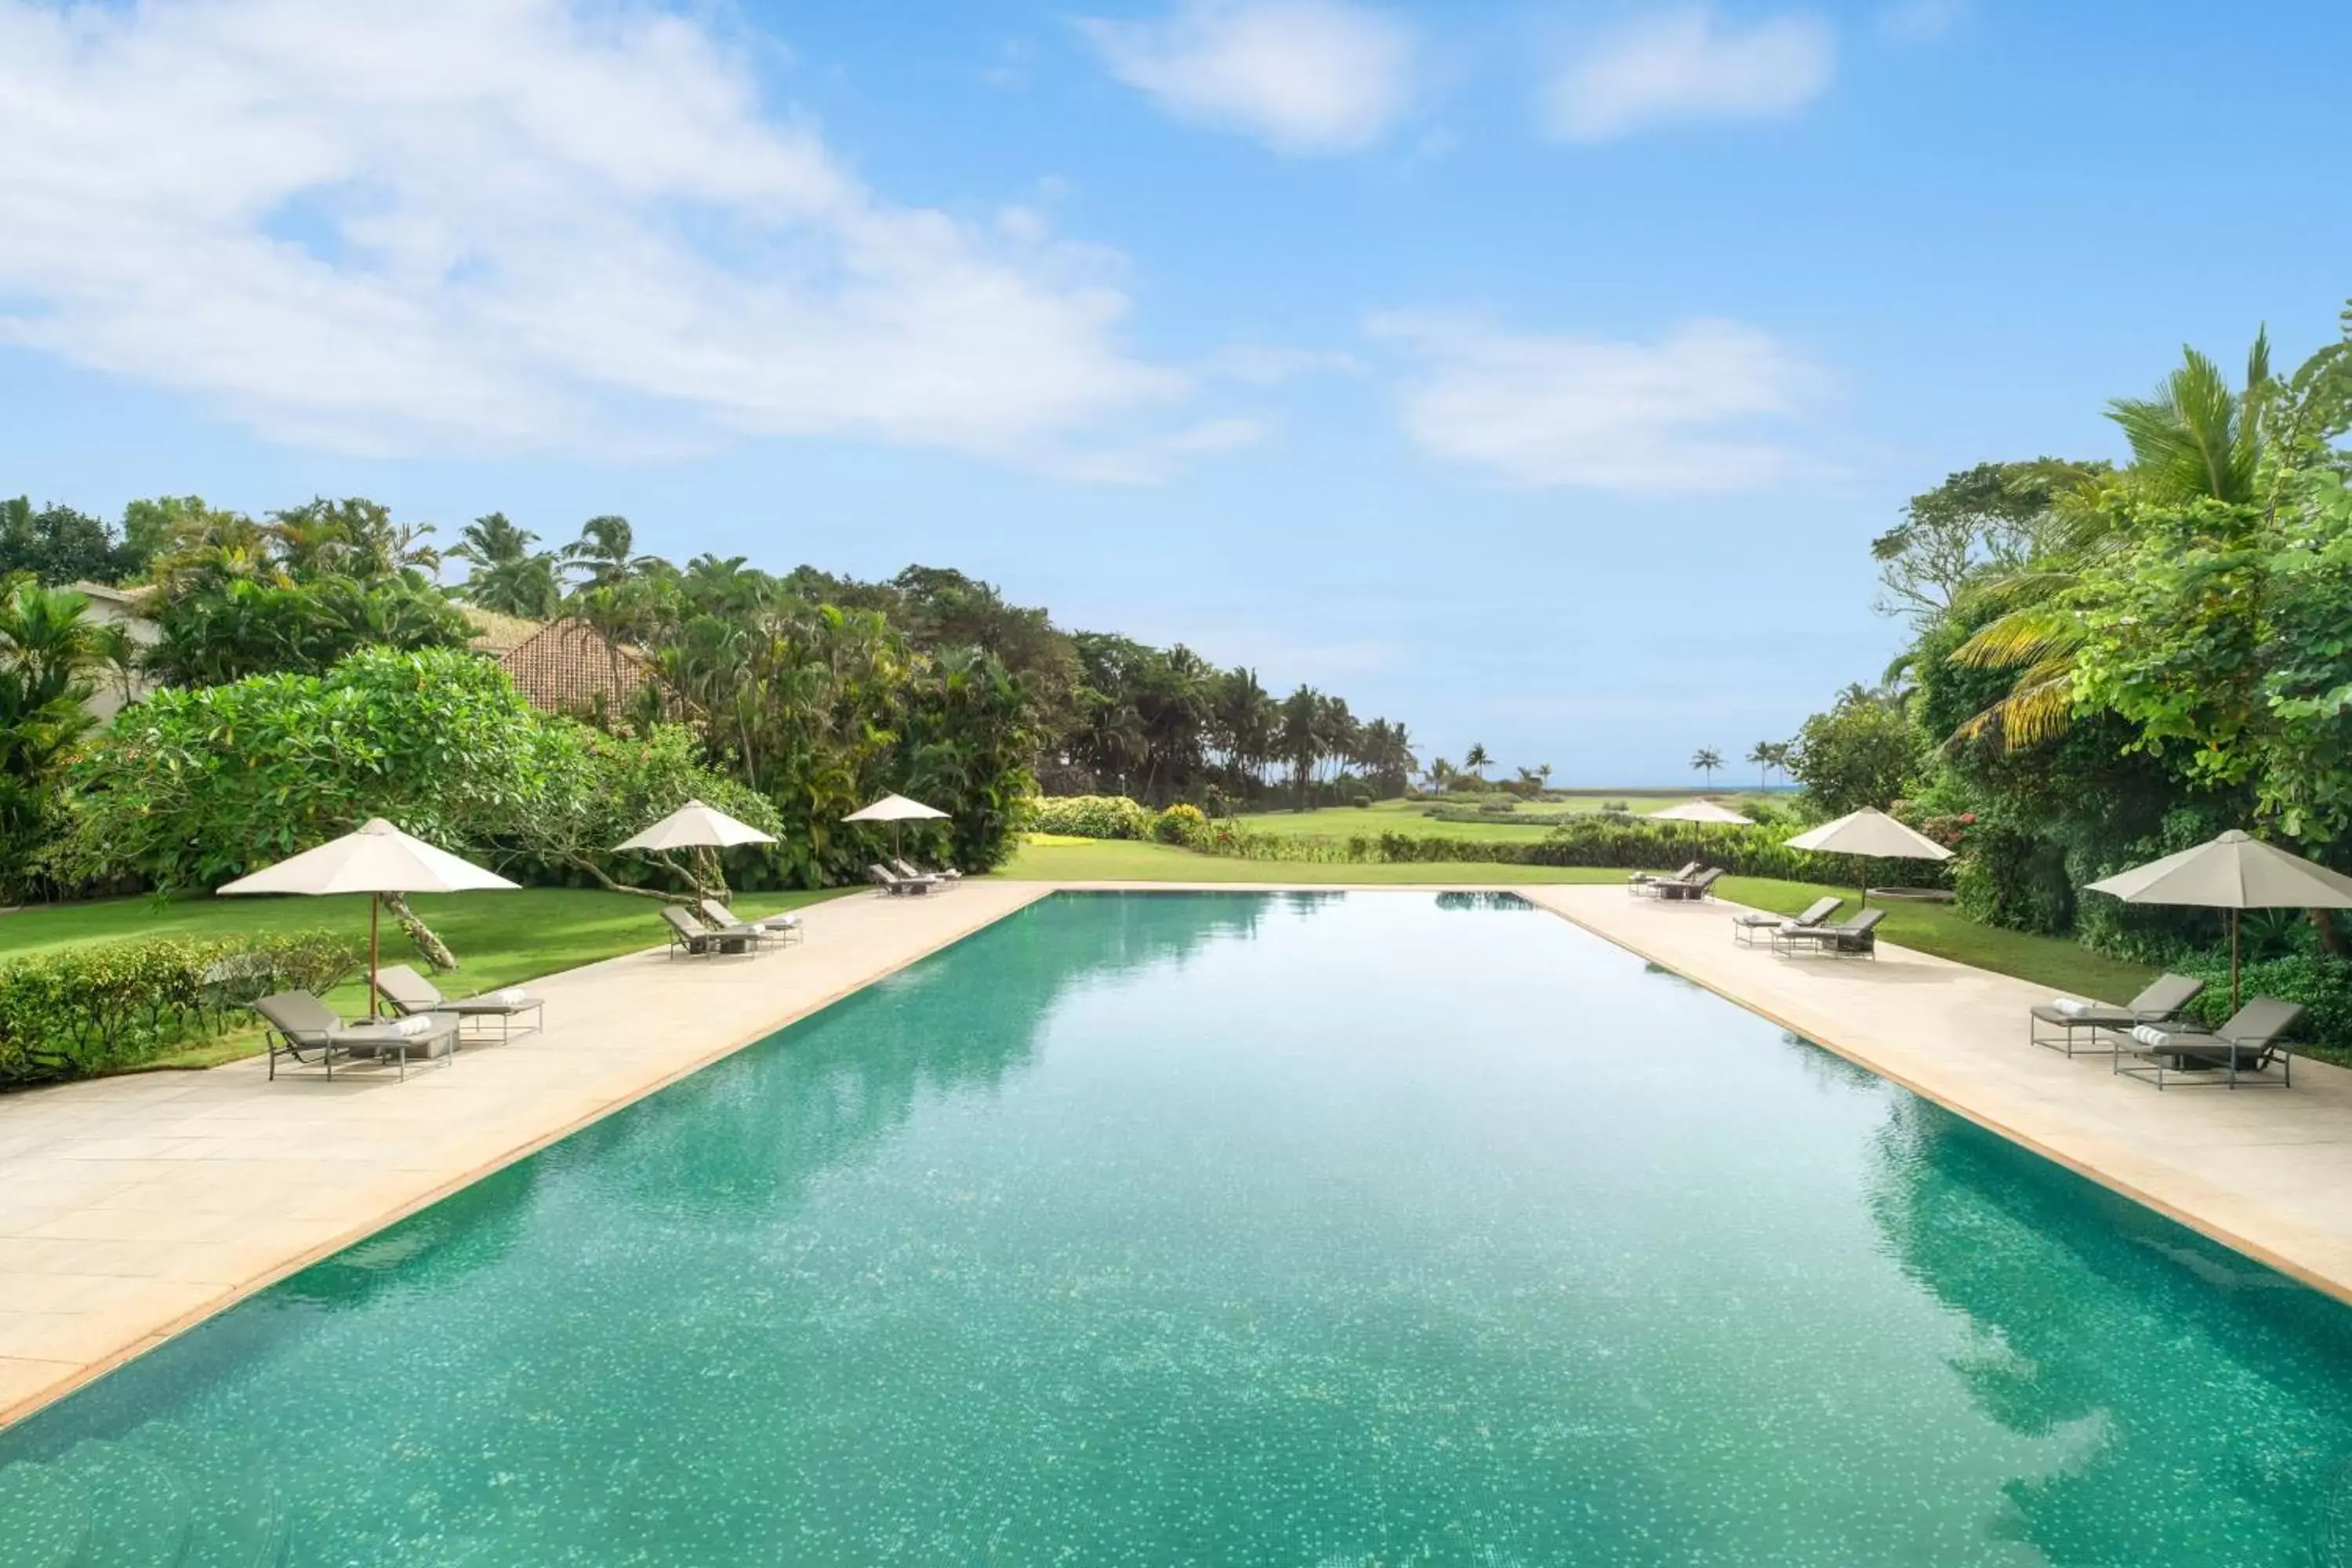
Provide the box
[1788,694,1922,815]
[0,929,357,1084]
[1029,795,1155,840]
[1154,803,1209,847]
[2177,954,2352,1061]
[1193,817,1922,889]
[1349,793,1372,809]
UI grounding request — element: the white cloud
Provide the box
[1040,417,1266,484]
[1542,8,1835,142]
[1077,0,1418,154]
[1367,313,1828,494]
[0,0,1238,477]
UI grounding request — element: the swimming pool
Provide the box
[5,891,2350,1563]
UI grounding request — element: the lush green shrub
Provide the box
[1029,795,1154,840]
[2177,953,2352,1060]
[1952,822,2074,935]
[0,929,357,1084]
[1788,694,1923,814]
[1192,816,1919,888]
[48,647,784,897]
[147,576,474,688]
[1154,803,1209,847]
[1349,793,1372,809]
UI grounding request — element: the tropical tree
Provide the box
[1461,742,1491,784]
[1279,684,1321,807]
[1690,746,1724,786]
[449,513,564,618]
[564,515,660,590]
[1748,740,1792,787]
[0,580,109,893]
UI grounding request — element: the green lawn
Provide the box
[1234,793,1781,842]
[1000,839,2157,1003]
[0,886,854,1069]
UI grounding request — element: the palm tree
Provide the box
[564,515,661,590]
[1748,741,1784,788]
[1279,684,1320,808]
[0,582,108,887]
[1462,742,1491,784]
[1691,746,1724,786]
[449,513,564,619]
[1948,335,2277,749]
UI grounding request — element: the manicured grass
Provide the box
[0,886,854,1069]
[1233,793,1780,841]
[999,840,2159,1003]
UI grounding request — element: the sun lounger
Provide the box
[253,991,458,1081]
[699,898,803,946]
[376,963,545,1044]
[2117,996,2305,1089]
[1653,867,1725,902]
[2028,973,2204,1057]
[663,904,755,958]
[893,857,960,888]
[1770,907,1886,957]
[1630,862,1704,897]
[1733,896,1842,947]
[869,864,935,896]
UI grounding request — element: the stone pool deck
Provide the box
[0,881,1048,1425]
[9,877,2352,1429]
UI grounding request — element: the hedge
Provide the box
[0,930,358,1085]
[1195,818,1945,892]
[1029,796,1156,840]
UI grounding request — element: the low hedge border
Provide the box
[0,929,358,1086]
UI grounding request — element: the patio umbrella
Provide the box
[220,818,517,1018]
[1652,799,1754,826]
[615,799,777,851]
[2085,829,2352,1011]
[615,798,778,903]
[1784,807,1953,906]
[844,793,949,862]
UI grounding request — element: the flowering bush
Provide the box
[1153,803,1210,846]
[1028,795,1154,840]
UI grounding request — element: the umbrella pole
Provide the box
[368,895,381,1020]
[2231,909,2241,1013]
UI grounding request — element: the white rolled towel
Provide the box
[485,987,531,1006]
[387,1014,434,1038]
[2051,997,2094,1018]
[2131,1023,2176,1049]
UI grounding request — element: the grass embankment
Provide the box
[0,886,852,1069]
[1001,839,2158,1004]
[1232,793,1779,842]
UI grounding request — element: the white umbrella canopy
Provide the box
[843,793,949,824]
[844,793,949,862]
[1652,799,1754,826]
[615,799,777,851]
[220,818,517,1016]
[2085,829,2352,1008]
[1784,807,1953,906]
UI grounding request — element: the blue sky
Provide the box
[1,0,2346,783]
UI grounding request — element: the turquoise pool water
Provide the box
[6,891,2352,1564]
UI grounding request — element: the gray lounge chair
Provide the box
[869,863,934,896]
[1733,895,1842,947]
[1654,867,1725,902]
[252,991,458,1081]
[663,904,754,958]
[376,963,545,1044]
[2118,997,2305,1090]
[1630,862,1704,898]
[893,857,960,888]
[2028,972,2204,1058]
[699,898,802,946]
[1771,906,1886,958]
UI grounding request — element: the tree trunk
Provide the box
[381,892,459,971]
[2316,907,2347,958]
[565,853,702,906]
[691,845,730,902]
